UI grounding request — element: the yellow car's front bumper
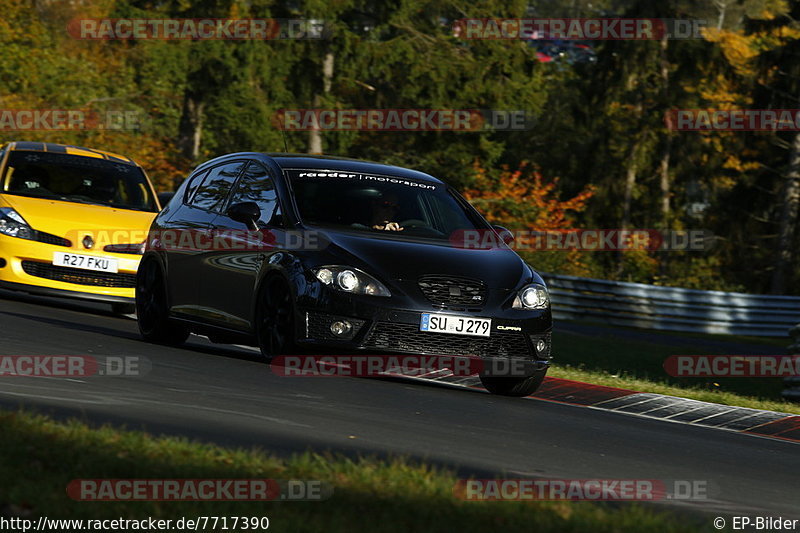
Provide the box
[0,234,141,304]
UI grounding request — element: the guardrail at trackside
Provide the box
[540,273,800,338]
[787,325,800,401]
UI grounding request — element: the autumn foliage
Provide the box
[463,161,595,275]
[464,161,594,229]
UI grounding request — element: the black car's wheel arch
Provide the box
[251,257,305,341]
[136,251,190,345]
[139,251,171,305]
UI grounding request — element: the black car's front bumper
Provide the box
[294,288,552,375]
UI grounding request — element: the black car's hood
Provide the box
[317,229,531,290]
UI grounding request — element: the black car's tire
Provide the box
[111,302,136,315]
[480,371,546,397]
[255,276,295,360]
[135,258,189,345]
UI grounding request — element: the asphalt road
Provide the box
[0,288,797,519]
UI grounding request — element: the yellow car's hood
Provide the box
[1,194,157,245]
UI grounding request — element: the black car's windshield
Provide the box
[287,169,485,239]
[1,151,158,212]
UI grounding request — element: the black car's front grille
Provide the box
[32,230,71,247]
[21,261,136,288]
[363,322,532,359]
[417,275,487,309]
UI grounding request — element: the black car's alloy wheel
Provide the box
[136,259,189,345]
[256,277,294,359]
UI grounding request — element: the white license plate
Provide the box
[53,252,118,273]
[420,313,491,337]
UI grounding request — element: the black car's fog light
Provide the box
[530,333,552,360]
[306,312,365,341]
[330,320,353,337]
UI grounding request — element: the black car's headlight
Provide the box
[512,283,550,310]
[0,208,34,240]
[313,266,391,297]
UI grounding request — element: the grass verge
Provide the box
[0,409,709,532]
[548,366,799,415]
[552,322,799,414]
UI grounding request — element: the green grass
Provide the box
[551,322,800,414]
[0,410,708,532]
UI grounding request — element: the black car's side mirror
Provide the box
[493,225,515,245]
[227,202,261,230]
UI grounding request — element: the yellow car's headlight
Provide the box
[0,208,34,240]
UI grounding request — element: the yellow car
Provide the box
[0,141,161,314]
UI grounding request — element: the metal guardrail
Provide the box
[787,325,800,401]
[540,273,800,338]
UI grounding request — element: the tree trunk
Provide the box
[308,96,323,154]
[659,34,671,228]
[770,131,800,294]
[177,92,203,164]
[621,137,641,231]
[659,139,672,224]
[616,139,641,277]
[714,0,727,29]
[308,51,335,154]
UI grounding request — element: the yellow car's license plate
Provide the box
[53,252,118,273]
[420,313,491,337]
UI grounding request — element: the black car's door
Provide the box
[202,160,287,330]
[169,160,247,320]
[162,167,213,316]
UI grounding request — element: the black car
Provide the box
[136,153,553,396]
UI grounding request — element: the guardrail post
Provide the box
[785,324,800,402]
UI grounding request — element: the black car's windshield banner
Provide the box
[288,169,437,190]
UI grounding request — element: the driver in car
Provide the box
[369,193,404,231]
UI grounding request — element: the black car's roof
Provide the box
[197,152,445,186]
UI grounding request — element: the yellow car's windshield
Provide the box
[2,151,158,212]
